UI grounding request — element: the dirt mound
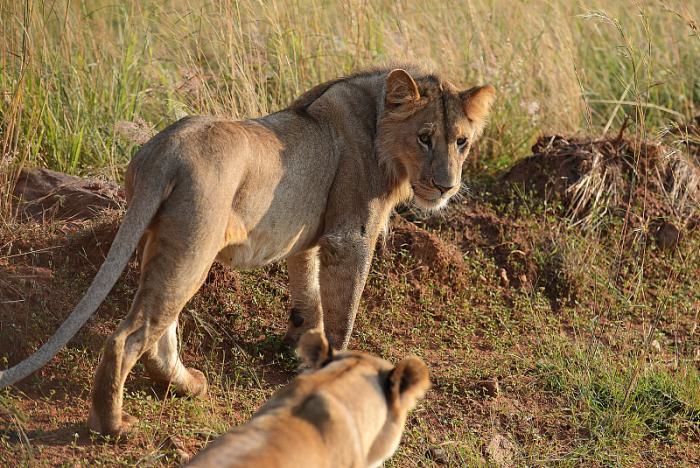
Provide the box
[12,168,124,221]
[0,214,126,369]
[503,135,700,230]
[386,217,466,286]
[420,200,510,250]
[2,170,126,365]
[419,200,536,290]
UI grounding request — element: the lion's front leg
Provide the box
[284,247,323,346]
[318,232,373,350]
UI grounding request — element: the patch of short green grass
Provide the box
[533,338,700,465]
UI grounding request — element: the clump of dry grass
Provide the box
[565,142,625,227]
[658,146,700,220]
[504,134,700,230]
[566,137,700,228]
[114,117,156,146]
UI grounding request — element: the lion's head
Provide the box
[377,68,495,210]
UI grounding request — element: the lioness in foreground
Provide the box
[0,66,494,435]
[185,330,430,468]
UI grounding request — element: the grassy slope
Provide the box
[1,0,700,466]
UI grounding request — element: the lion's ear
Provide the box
[460,84,496,134]
[385,69,420,107]
[388,356,431,410]
[297,330,332,369]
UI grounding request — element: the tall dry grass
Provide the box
[1,0,698,216]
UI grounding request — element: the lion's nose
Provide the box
[432,180,456,194]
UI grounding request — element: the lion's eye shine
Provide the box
[456,137,468,148]
[418,133,432,148]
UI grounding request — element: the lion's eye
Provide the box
[456,137,468,148]
[418,133,432,148]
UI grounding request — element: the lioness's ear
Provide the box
[460,84,496,134]
[388,356,431,410]
[297,330,332,369]
[385,69,420,107]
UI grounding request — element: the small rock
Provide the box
[176,449,191,464]
[498,268,510,287]
[518,274,531,290]
[650,339,662,353]
[425,447,447,465]
[162,434,185,450]
[162,435,190,463]
[656,222,681,250]
[473,377,501,398]
[486,434,515,467]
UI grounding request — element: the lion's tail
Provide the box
[0,173,170,388]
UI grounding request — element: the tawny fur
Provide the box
[0,66,494,436]
[184,331,430,468]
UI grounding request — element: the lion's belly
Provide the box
[215,212,318,270]
[216,231,303,269]
[213,134,332,270]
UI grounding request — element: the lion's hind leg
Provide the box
[142,320,208,397]
[88,215,224,436]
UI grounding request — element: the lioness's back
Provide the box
[185,331,431,468]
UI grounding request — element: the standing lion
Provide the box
[0,66,494,436]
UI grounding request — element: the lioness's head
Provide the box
[377,68,495,210]
[298,330,431,467]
